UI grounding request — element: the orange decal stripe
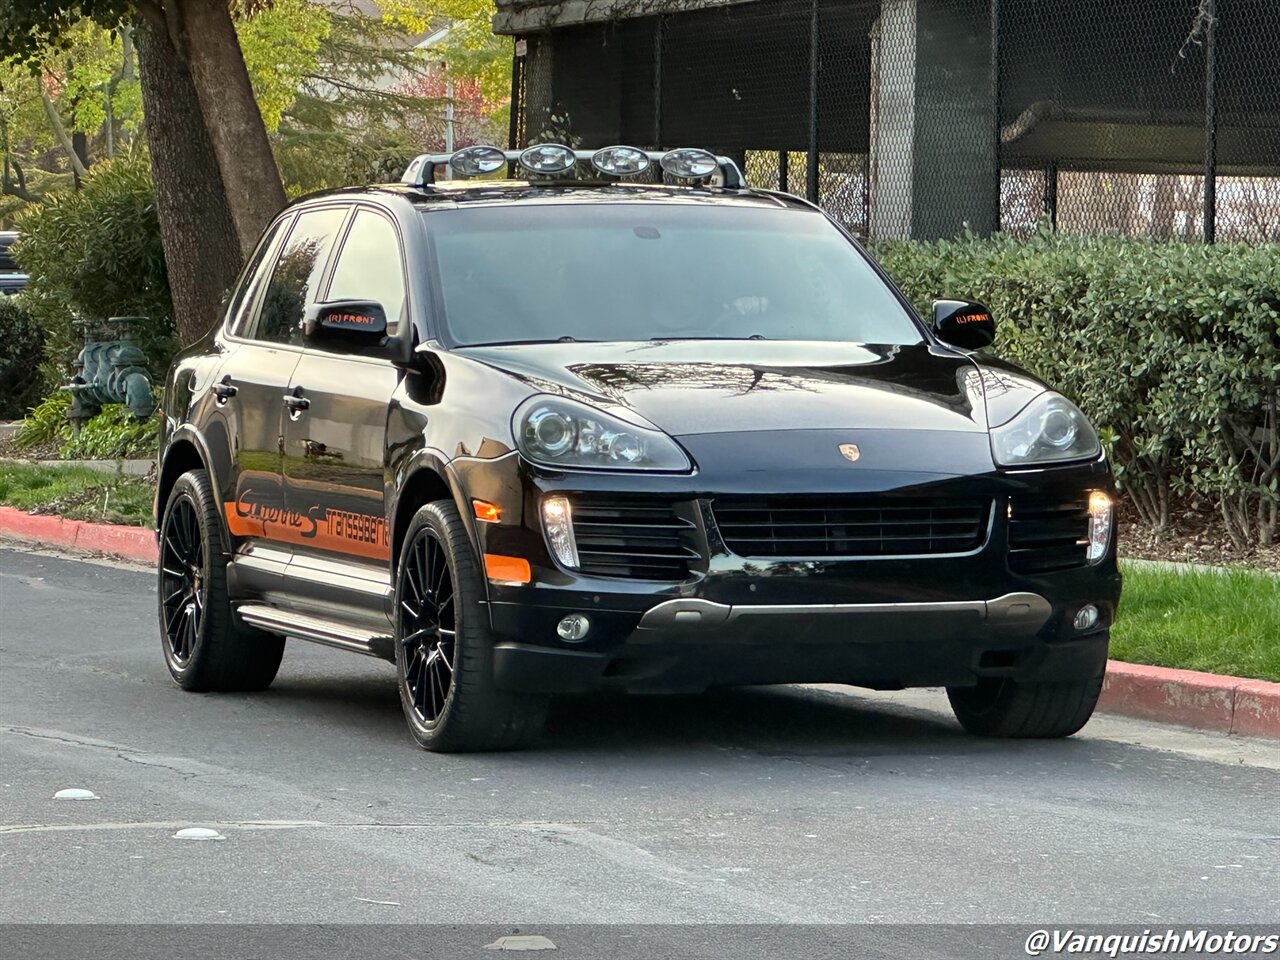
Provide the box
[223,502,391,562]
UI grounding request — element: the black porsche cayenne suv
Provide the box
[155,144,1121,751]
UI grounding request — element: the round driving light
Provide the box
[591,145,651,177]
[608,432,644,463]
[660,148,719,179]
[528,408,575,457]
[1041,404,1078,448]
[1073,605,1099,631]
[519,143,577,175]
[449,145,506,177]
[557,613,590,642]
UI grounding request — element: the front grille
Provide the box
[571,500,699,581]
[1008,495,1090,573]
[711,496,991,558]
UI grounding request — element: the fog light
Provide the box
[541,496,579,570]
[557,614,590,641]
[1086,491,1113,563]
[1073,604,1099,631]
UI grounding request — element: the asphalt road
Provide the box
[2,544,1278,955]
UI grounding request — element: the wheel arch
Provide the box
[156,428,231,553]
[390,458,466,574]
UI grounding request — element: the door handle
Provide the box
[212,375,237,403]
[282,388,310,415]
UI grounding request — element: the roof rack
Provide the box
[400,144,746,190]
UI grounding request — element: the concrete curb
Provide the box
[0,507,1276,740]
[0,505,156,564]
[1099,660,1280,739]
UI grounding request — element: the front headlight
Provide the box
[990,392,1100,467]
[513,395,692,471]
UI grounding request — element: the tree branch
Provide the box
[40,85,88,179]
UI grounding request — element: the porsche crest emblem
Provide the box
[839,443,861,463]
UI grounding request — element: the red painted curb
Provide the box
[0,505,156,563]
[1100,660,1280,739]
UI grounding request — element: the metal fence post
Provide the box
[806,0,819,204]
[991,0,1002,233]
[653,17,664,148]
[1203,0,1218,244]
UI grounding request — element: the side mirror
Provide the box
[932,299,996,350]
[303,300,388,351]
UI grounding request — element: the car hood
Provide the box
[456,340,995,437]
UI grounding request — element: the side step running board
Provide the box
[235,604,396,663]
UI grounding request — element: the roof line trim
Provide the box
[493,0,768,35]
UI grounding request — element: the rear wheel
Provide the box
[394,500,547,752]
[946,663,1105,739]
[158,469,285,691]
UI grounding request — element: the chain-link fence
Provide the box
[504,0,1280,243]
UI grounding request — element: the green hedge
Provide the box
[14,153,174,387]
[0,297,45,420]
[875,231,1280,548]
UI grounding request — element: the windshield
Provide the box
[424,202,922,347]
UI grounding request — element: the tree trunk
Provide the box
[136,16,241,346]
[173,0,287,257]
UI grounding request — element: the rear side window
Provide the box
[227,217,288,337]
[247,206,349,345]
[325,209,407,338]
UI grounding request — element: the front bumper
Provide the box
[453,455,1121,695]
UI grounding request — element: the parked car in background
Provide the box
[0,232,28,296]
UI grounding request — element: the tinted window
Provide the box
[227,217,288,337]
[425,204,921,347]
[325,209,406,337]
[250,207,348,344]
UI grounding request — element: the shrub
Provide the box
[0,297,45,419]
[875,230,1280,548]
[13,153,174,388]
[14,389,158,460]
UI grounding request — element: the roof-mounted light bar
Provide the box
[400,144,745,190]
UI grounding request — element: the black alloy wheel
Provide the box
[398,527,457,725]
[160,494,205,666]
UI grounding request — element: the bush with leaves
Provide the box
[14,389,158,460]
[13,153,174,388]
[0,297,45,419]
[875,230,1280,548]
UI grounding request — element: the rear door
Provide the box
[280,206,409,627]
[220,204,350,598]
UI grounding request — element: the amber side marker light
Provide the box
[472,499,502,523]
[484,554,531,584]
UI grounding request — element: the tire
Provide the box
[946,664,1105,739]
[158,468,285,692]
[394,500,547,752]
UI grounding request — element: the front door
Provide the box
[281,207,409,629]
[220,204,351,597]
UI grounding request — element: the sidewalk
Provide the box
[1,505,1277,741]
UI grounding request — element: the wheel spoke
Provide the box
[402,627,435,647]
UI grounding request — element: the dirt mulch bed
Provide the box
[1117,497,1280,573]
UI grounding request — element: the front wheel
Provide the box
[394,500,547,752]
[946,666,1105,739]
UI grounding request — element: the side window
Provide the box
[324,209,407,338]
[227,216,288,337]
[248,206,349,345]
